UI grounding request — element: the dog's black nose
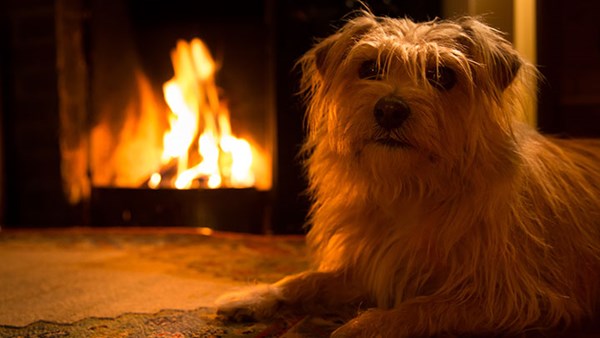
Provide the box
[374,96,410,130]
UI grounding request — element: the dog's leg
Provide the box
[331,299,515,338]
[216,270,365,322]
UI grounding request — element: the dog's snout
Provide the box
[374,96,410,130]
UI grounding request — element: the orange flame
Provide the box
[149,38,261,189]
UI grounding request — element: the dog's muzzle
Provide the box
[374,95,410,130]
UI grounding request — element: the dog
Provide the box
[216,10,600,337]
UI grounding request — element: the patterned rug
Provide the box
[0,228,339,337]
[0,308,342,337]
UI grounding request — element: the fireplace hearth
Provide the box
[91,187,268,233]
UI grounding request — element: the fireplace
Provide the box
[0,0,441,233]
[84,1,275,232]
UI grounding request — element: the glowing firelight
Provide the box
[148,38,257,189]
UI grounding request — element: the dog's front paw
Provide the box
[215,284,283,322]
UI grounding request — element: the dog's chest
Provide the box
[349,206,440,308]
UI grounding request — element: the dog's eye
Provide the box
[426,66,456,90]
[358,60,382,80]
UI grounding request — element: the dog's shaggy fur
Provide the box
[217,11,600,337]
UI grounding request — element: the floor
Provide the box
[0,227,337,337]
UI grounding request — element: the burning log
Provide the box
[143,159,177,189]
[143,158,214,189]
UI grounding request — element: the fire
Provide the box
[87,36,269,194]
[149,38,259,190]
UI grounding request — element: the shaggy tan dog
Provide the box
[217,10,600,337]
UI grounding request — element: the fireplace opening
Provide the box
[83,1,275,232]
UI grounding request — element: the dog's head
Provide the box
[299,11,534,197]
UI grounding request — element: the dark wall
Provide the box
[537,1,600,137]
[0,0,81,227]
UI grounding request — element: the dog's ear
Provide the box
[308,14,377,77]
[457,18,522,91]
[313,34,341,76]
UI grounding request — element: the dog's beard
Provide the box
[353,134,429,171]
[355,122,424,157]
[342,123,442,189]
[371,129,415,149]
